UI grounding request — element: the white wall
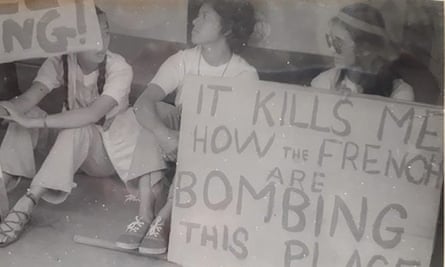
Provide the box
[250,0,407,55]
[96,0,188,44]
[94,0,441,83]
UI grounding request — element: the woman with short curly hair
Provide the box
[115,0,259,255]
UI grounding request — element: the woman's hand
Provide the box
[335,86,354,96]
[0,102,41,128]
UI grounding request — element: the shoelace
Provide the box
[147,217,164,238]
[124,194,140,203]
[126,216,145,233]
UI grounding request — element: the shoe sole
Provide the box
[138,247,167,255]
[115,242,140,250]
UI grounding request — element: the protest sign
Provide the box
[0,0,102,63]
[168,76,443,267]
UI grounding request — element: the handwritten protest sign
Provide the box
[0,0,102,63]
[168,76,443,267]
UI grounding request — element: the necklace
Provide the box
[198,49,232,77]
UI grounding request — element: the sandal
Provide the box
[0,210,30,247]
[0,192,36,247]
[0,176,23,222]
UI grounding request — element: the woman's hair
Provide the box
[95,6,107,96]
[331,3,387,52]
[204,0,256,53]
[63,6,108,111]
[331,3,402,98]
[95,6,109,28]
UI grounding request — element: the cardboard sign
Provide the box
[168,76,443,267]
[0,0,102,63]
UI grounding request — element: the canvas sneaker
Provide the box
[138,216,168,255]
[116,216,150,250]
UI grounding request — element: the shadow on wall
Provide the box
[0,63,20,100]
[9,32,332,113]
[109,34,332,92]
[109,34,188,104]
[9,0,444,111]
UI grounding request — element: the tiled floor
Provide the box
[0,174,179,267]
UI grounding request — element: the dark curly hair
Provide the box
[203,0,256,53]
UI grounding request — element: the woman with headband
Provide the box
[311,3,415,101]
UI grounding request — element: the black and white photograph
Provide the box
[0,0,443,266]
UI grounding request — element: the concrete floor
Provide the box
[0,174,179,267]
[0,173,442,267]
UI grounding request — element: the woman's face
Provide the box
[191,3,225,45]
[328,22,356,68]
[78,14,110,64]
[328,21,386,74]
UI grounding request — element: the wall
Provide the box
[12,0,443,106]
[95,0,188,44]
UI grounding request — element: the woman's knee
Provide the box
[57,127,85,137]
[56,126,94,144]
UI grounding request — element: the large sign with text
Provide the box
[0,0,102,63]
[168,76,443,267]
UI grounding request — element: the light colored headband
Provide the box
[336,11,386,37]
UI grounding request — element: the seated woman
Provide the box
[0,7,166,247]
[126,0,259,255]
[0,62,21,219]
[311,3,415,101]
